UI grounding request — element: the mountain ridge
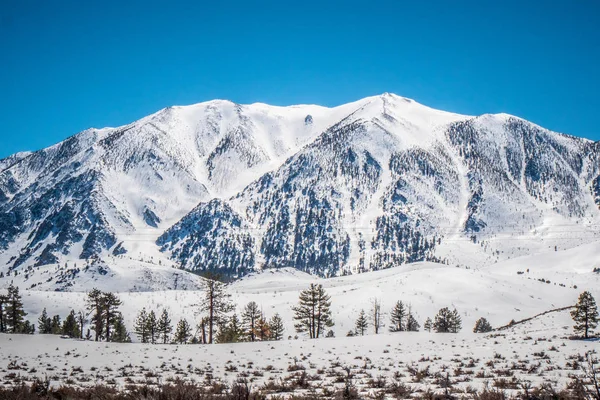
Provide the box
[1,93,599,289]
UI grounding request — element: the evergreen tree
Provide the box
[62,310,80,338]
[102,292,122,341]
[424,317,432,332]
[38,308,52,334]
[157,309,172,344]
[242,301,261,342]
[77,311,87,340]
[0,293,7,333]
[111,314,131,343]
[433,307,453,333]
[571,291,599,339]
[256,314,270,341]
[134,308,150,343]
[50,315,62,335]
[20,320,35,334]
[199,274,234,344]
[5,283,26,333]
[473,317,493,333]
[370,298,383,334]
[173,318,192,344]
[292,283,334,339]
[147,310,159,344]
[406,310,420,332]
[450,309,462,333]
[389,301,406,332]
[216,314,244,343]
[355,309,368,336]
[269,313,285,341]
[86,288,104,341]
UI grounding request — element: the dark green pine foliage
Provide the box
[473,317,493,333]
[111,314,131,343]
[62,310,80,338]
[102,292,122,342]
[242,301,261,342]
[217,314,244,343]
[147,310,159,344]
[433,307,460,333]
[157,309,172,344]
[38,308,52,334]
[199,275,234,344]
[292,283,334,339]
[86,288,105,341]
[571,291,599,339]
[0,292,7,333]
[5,284,27,333]
[269,313,285,341]
[355,309,368,336]
[389,301,406,332]
[134,308,150,343]
[51,315,62,335]
[424,317,432,332]
[173,319,192,344]
[406,311,420,332]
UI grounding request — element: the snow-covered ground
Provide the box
[0,310,596,397]
[1,243,598,396]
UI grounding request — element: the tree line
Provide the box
[1,277,597,343]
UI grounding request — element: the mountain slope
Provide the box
[1,93,600,286]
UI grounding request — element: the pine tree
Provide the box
[5,283,26,333]
[38,308,52,334]
[102,292,122,341]
[173,319,192,344]
[86,288,104,341]
[269,313,285,341]
[217,314,244,343]
[62,310,80,338]
[111,314,131,343]
[199,274,234,344]
[50,315,62,334]
[355,309,368,336]
[389,301,406,332]
[292,283,334,339]
[242,301,261,342]
[147,310,159,344]
[0,293,7,333]
[571,291,599,339]
[370,298,383,334]
[424,317,432,332]
[134,308,150,343]
[450,309,462,333]
[406,310,420,332]
[433,307,453,333]
[77,311,87,340]
[257,314,270,341]
[473,317,493,333]
[157,309,172,344]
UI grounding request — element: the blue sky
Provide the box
[1,0,598,158]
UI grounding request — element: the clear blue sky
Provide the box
[1,0,598,158]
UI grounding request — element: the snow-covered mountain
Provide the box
[2,93,600,288]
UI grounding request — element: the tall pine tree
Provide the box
[5,284,26,333]
[157,309,172,344]
[355,309,368,336]
[199,274,234,344]
[134,308,150,343]
[292,283,334,339]
[389,301,406,332]
[571,291,599,338]
[242,301,261,342]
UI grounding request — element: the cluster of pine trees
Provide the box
[133,308,172,344]
[38,309,85,338]
[0,283,33,334]
[85,289,130,342]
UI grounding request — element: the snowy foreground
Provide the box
[1,244,600,397]
[0,310,597,397]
